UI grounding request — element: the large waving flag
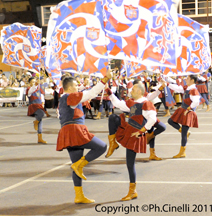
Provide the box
[46,0,108,76]
[0,23,42,73]
[163,14,211,76]
[102,0,178,68]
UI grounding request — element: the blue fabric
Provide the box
[59,94,84,127]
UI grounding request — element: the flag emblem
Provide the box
[86,27,100,41]
[124,5,139,21]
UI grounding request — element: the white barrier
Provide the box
[0,87,24,103]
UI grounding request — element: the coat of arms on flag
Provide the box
[124,5,139,21]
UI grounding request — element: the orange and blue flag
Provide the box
[45,0,108,76]
[102,0,178,68]
[163,14,211,76]
[1,22,42,73]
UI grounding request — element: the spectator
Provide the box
[12,78,20,87]
[16,74,22,83]
[8,79,13,87]
[9,74,15,84]
[1,74,9,88]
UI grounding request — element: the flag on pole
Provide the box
[163,14,211,76]
[46,0,108,76]
[0,23,42,73]
[102,0,178,68]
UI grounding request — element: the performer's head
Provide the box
[83,77,89,86]
[29,77,36,87]
[186,75,197,86]
[131,83,145,100]
[62,77,78,93]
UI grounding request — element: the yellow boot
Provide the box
[121,183,138,201]
[146,131,155,144]
[74,186,95,204]
[163,109,170,117]
[38,134,47,144]
[173,146,186,158]
[206,105,211,112]
[149,148,162,160]
[105,134,119,158]
[178,127,191,138]
[109,112,112,116]
[202,103,206,109]
[45,111,51,117]
[33,120,39,131]
[71,156,88,180]
[94,112,101,120]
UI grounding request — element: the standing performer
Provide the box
[106,79,166,160]
[56,70,111,204]
[105,83,157,201]
[167,75,203,158]
[196,73,210,112]
[26,77,47,144]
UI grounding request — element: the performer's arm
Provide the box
[142,108,157,130]
[198,76,206,82]
[80,77,109,103]
[146,82,166,101]
[146,90,160,101]
[189,95,200,109]
[27,86,37,97]
[168,83,184,93]
[166,76,177,84]
[109,94,130,112]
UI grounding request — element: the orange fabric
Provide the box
[115,114,146,153]
[57,124,94,151]
[67,92,83,106]
[171,107,198,128]
[27,104,45,116]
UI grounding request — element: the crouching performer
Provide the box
[56,71,111,204]
[105,83,157,201]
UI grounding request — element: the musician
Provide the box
[56,71,111,204]
[167,75,203,158]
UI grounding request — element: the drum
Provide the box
[174,93,182,106]
[151,96,162,107]
[45,94,54,108]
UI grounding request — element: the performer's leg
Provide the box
[181,125,189,147]
[108,114,121,135]
[168,118,181,130]
[161,97,170,117]
[67,148,95,204]
[34,109,47,144]
[83,136,107,162]
[94,103,103,119]
[121,149,138,201]
[105,100,111,117]
[67,148,84,186]
[201,93,211,111]
[173,125,189,158]
[126,149,136,183]
[106,114,121,158]
[147,121,166,144]
[71,136,106,180]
